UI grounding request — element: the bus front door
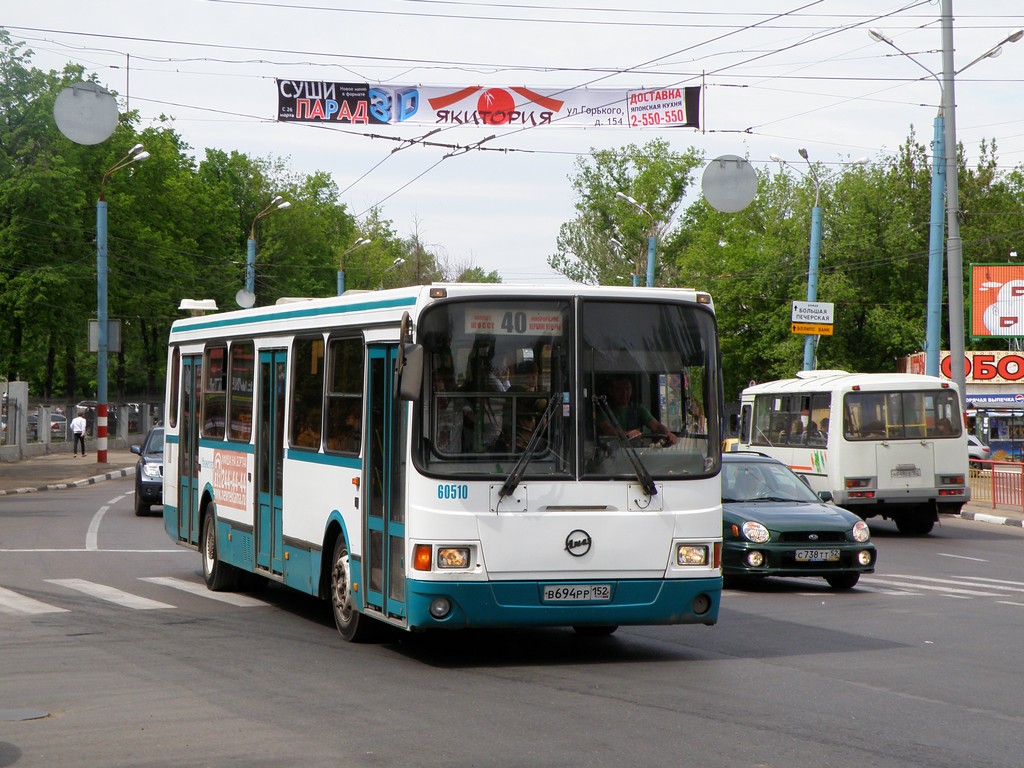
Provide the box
[256,349,286,576]
[177,354,202,545]
[364,345,407,622]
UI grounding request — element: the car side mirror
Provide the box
[818,490,833,503]
[130,445,141,455]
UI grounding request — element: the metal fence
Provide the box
[968,461,1024,512]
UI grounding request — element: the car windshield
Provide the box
[145,429,165,456]
[721,460,820,503]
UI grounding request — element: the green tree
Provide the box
[549,139,704,285]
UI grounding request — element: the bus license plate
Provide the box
[542,584,612,602]
[891,467,921,478]
[795,549,840,562]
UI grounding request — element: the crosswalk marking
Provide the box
[0,586,69,615]
[45,578,175,610]
[861,577,1002,597]
[139,577,267,607]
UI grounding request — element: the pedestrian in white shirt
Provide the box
[71,411,87,456]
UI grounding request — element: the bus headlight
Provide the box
[742,521,770,543]
[676,544,710,566]
[437,547,471,569]
[852,520,870,543]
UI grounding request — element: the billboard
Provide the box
[276,81,700,130]
[971,263,1024,338]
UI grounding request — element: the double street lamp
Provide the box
[96,143,149,464]
[615,191,656,287]
[245,195,291,300]
[337,237,371,295]
[869,22,1022,383]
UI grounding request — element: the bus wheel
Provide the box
[572,625,618,637]
[202,511,239,592]
[895,514,935,536]
[330,537,376,642]
[825,573,860,590]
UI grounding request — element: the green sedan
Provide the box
[721,452,877,590]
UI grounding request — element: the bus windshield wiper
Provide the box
[499,394,561,500]
[594,395,657,498]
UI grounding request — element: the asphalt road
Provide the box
[2,478,1023,768]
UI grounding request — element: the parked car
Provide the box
[27,412,67,441]
[720,452,877,590]
[967,435,992,466]
[131,426,164,516]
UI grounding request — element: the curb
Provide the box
[0,467,135,496]
[959,510,1024,528]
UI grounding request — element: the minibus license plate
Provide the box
[795,549,840,562]
[891,467,921,478]
[543,584,612,602]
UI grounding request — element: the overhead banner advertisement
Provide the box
[276,81,700,129]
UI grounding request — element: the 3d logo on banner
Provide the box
[276,81,700,129]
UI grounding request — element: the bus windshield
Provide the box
[416,297,719,480]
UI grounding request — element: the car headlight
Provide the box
[142,462,162,480]
[852,520,870,543]
[741,521,770,543]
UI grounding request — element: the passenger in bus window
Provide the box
[433,366,461,454]
[504,360,548,452]
[804,420,825,446]
[935,417,953,436]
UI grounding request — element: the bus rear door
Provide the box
[256,349,287,576]
[364,345,407,623]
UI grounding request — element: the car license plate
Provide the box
[795,549,840,562]
[542,584,612,602]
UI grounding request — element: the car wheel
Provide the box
[133,489,149,517]
[330,536,379,642]
[202,510,239,592]
[825,573,860,590]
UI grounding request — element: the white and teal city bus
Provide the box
[735,370,970,535]
[162,284,723,641]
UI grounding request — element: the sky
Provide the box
[5,1,1024,285]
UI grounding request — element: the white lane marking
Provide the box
[0,586,68,615]
[46,578,174,610]
[863,577,1001,597]
[86,494,126,551]
[955,575,1024,588]
[886,574,1024,594]
[140,577,267,607]
[996,601,1024,607]
[937,553,988,562]
[0,549,184,553]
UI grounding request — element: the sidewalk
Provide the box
[0,447,137,495]
[0,449,1022,529]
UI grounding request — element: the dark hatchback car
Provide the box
[721,452,877,590]
[131,426,164,516]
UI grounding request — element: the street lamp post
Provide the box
[96,143,149,464]
[246,195,291,299]
[870,17,1022,393]
[615,192,656,287]
[771,150,867,371]
[337,237,371,295]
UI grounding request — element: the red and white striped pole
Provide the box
[97,403,108,464]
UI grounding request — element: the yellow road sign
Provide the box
[791,322,834,336]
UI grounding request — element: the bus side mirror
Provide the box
[397,344,423,402]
